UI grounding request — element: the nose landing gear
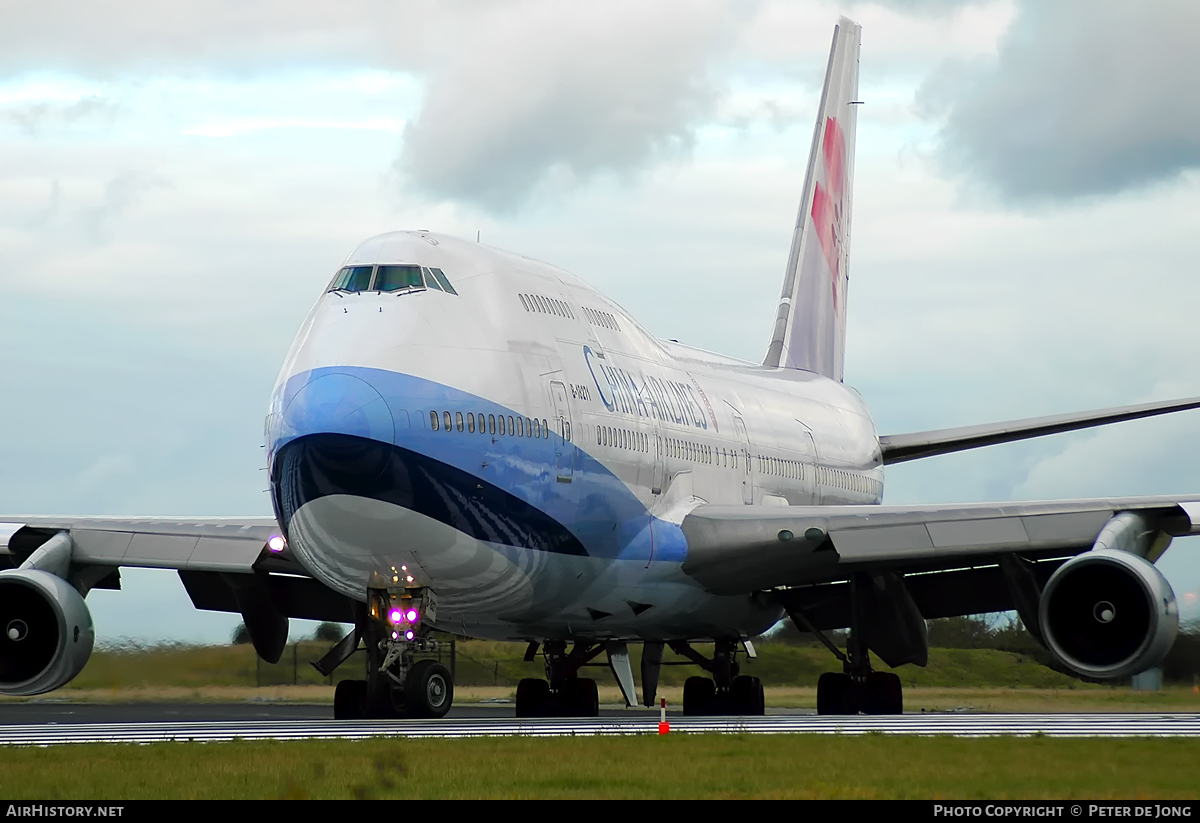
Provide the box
[327,583,455,720]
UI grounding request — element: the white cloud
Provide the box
[919,0,1200,202]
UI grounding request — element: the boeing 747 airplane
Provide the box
[2,18,1197,718]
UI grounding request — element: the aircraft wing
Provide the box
[879,396,1200,464]
[680,496,1200,596]
[0,515,289,575]
[0,514,356,633]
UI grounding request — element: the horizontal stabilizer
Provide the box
[879,396,1200,464]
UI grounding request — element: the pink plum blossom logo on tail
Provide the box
[810,116,846,315]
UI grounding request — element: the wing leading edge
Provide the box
[680,496,1200,595]
[879,396,1200,464]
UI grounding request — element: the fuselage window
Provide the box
[489,414,496,434]
[430,410,439,431]
[516,417,524,437]
[543,419,549,438]
[525,418,533,437]
[499,416,507,435]
[427,268,457,294]
[533,418,541,438]
[443,411,452,432]
[375,265,425,292]
[456,412,464,432]
[467,413,475,433]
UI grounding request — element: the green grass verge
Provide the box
[66,640,1086,692]
[1,735,1198,799]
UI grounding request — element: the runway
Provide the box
[0,711,1198,745]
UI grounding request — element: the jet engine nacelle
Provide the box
[1039,549,1178,680]
[0,569,95,695]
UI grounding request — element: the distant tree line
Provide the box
[230,621,346,645]
[762,615,1200,683]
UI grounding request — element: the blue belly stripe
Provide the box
[269,366,687,563]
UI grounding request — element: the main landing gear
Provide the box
[324,582,455,720]
[792,575,903,715]
[515,641,603,718]
[669,639,765,716]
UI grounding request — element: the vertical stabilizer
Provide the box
[763,18,861,380]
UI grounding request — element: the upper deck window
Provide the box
[375,265,424,292]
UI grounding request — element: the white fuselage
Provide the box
[266,231,883,642]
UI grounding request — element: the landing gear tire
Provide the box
[563,678,600,717]
[816,672,853,715]
[683,676,716,716]
[864,671,902,715]
[405,660,454,718]
[334,679,367,720]
[516,678,551,718]
[731,675,765,716]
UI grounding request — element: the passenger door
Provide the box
[732,414,753,504]
[651,422,666,497]
[549,380,574,482]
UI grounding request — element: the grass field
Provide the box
[6,638,1199,711]
[51,639,1094,692]
[0,735,1197,799]
[13,685,1200,714]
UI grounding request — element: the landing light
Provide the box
[405,608,419,623]
[267,535,286,553]
[388,608,403,624]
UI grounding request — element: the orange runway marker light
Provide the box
[658,697,669,735]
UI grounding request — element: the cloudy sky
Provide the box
[2,0,1199,643]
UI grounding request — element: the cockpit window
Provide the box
[374,265,424,292]
[421,267,444,292]
[326,263,459,296]
[329,266,374,292]
[427,267,457,295]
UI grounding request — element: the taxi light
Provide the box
[388,608,403,624]
[404,630,415,641]
[267,535,286,553]
[405,608,419,623]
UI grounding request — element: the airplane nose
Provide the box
[278,371,396,447]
